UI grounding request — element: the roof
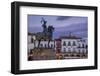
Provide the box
[55,39,61,41]
[28,32,36,35]
[60,36,81,39]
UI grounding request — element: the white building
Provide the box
[61,36,87,54]
[28,33,36,43]
[77,39,88,53]
[28,33,36,53]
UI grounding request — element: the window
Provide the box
[73,41,76,46]
[40,44,43,48]
[30,49,33,54]
[51,44,53,48]
[86,45,88,49]
[45,44,47,48]
[86,49,88,53]
[82,49,84,53]
[78,49,80,53]
[83,40,85,42]
[68,48,71,53]
[73,48,76,53]
[31,37,33,43]
[63,48,66,52]
[78,44,80,48]
[78,45,79,48]
[68,41,71,46]
[63,41,66,46]
[82,44,84,48]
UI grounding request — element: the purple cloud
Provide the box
[28,15,88,39]
[56,16,71,21]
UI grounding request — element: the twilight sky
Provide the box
[28,15,88,39]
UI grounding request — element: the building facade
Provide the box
[55,39,61,53]
[61,36,88,54]
[28,33,88,56]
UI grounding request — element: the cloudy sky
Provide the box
[28,15,88,39]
